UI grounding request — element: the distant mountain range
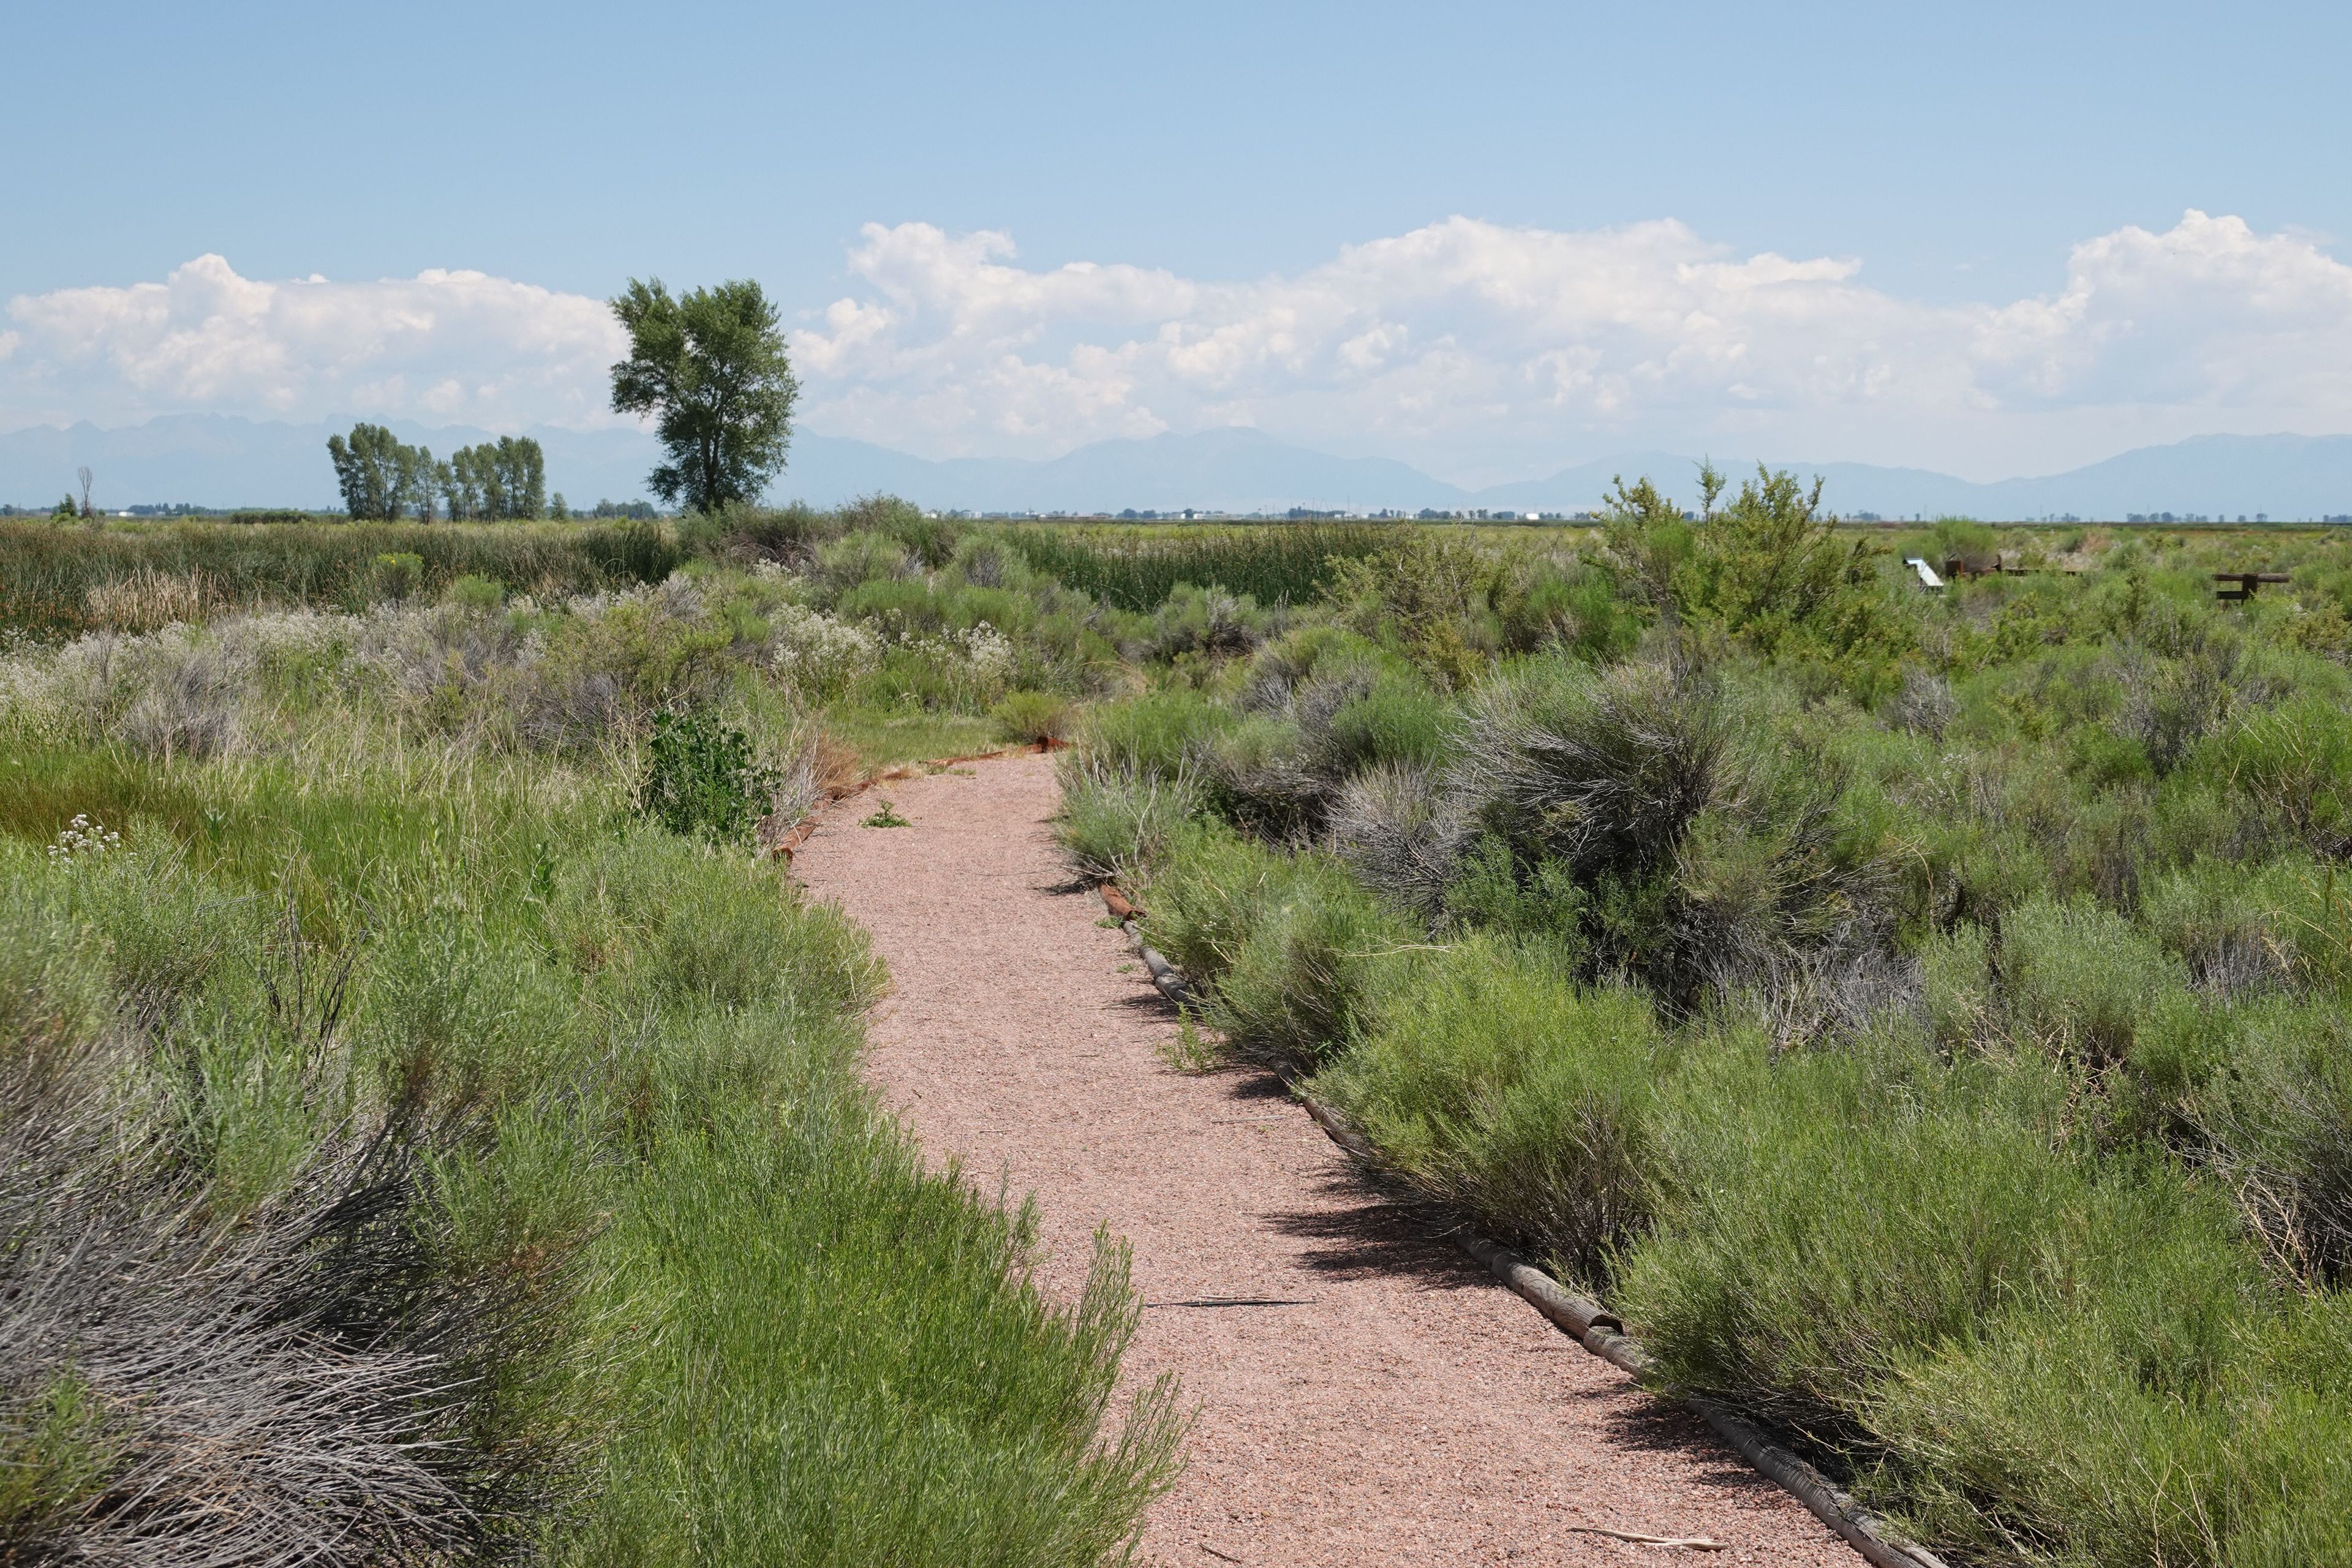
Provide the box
[4,416,2349,521]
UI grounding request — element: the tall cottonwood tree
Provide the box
[608,278,796,513]
[494,435,546,518]
[327,424,429,521]
[441,437,546,519]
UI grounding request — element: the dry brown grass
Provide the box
[83,569,216,631]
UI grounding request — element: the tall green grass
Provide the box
[0,517,679,638]
[998,523,1393,610]
[1,598,1178,1560]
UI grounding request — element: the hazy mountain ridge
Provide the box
[3,417,2348,519]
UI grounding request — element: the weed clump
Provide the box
[992,689,1073,745]
[633,707,782,845]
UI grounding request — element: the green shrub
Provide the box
[1137,581,1281,660]
[1317,938,1660,1277]
[1447,657,1888,1010]
[1322,665,1453,773]
[632,708,781,845]
[838,575,946,633]
[1513,564,1644,663]
[1865,1235,2343,1564]
[1455,658,1732,886]
[1210,874,1405,1071]
[1196,712,1319,839]
[2201,692,2352,858]
[1622,1036,2143,1433]
[372,550,425,598]
[991,690,1073,745]
[2139,857,2309,999]
[584,1137,1180,1567]
[1237,624,1385,706]
[848,631,1015,715]
[447,571,505,610]
[1136,821,1288,984]
[1324,530,1512,683]
[1602,464,1899,668]
[2185,996,2352,1284]
[550,831,880,1016]
[69,839,259,1027]
[811,532,911,603]
[1054,756,1203,883]
[1327,763,1461,921]
[1432,833,1586,952]
[1997,895,2187,1061]
[1079,688,1232,780]
[944,532,1038,594]
[1141,829,1409,1070]
[1918,922,1996,1051]
[1196,660,1455,843]
[841,492,960,568]
[0,862,105,1069]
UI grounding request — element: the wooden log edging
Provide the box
[1441,1203,1949,1568]
[1105,885,1948,1568]
[1120,919,1197,1007]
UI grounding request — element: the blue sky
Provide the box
[7,1,2351,481]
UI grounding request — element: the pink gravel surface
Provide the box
[790,752,1862,1568]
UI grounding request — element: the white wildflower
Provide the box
[47,813,124,867]
[768,604,881,703]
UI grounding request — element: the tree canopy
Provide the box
[328,426,555,521]
[445,437,546,520]
[327,424,431,521]
[608,278,797,514]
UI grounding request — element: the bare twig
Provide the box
[1565,1525,1728,1550]
[1144,1295,1317,1308]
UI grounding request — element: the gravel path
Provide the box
[790,752,1860,1568]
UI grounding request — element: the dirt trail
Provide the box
[790,752,1858,1568]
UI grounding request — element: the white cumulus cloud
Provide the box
[791,211,2352,481]
[7,212,2351,480]
[1,254,626,432]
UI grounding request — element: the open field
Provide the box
[6,488,2352,1562]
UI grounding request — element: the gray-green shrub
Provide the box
[1316,938,1661,1278]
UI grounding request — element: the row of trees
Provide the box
[326,427,564,522]
[447,437,548,520]
[316,273,799,522]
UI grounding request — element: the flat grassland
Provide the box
[6,495,2351,1563]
